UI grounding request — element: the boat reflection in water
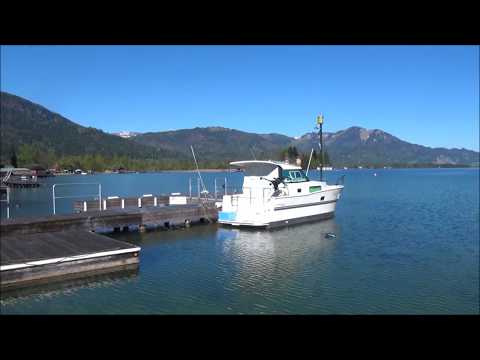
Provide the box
[216,219,341,312]
[0,267,139,305]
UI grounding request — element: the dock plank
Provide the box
[1,231,138,266]
[1,231,140,290]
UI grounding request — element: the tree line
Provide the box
[2,144,230,171]
[2,143,475,171]
[3,143,335,171]
[280,146,331,168]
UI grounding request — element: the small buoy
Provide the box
[374,173,377,176]
[325,233,336,238]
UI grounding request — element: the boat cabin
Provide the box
[230,160,319,197]
[220,160,342,227]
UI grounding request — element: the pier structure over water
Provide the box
[1,231,140,291]
[0,177,222,291]
[0,200,218,290]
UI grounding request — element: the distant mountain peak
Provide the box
[2,91,478,167]
[0,92,181,163]
[290,124,478,166]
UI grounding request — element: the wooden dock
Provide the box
[1,231,140,290]
[0,201,218,290]
[1,210,143,236]
[3,178,40,188]
[1,203,218,237]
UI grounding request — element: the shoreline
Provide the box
[45,166,478,177]
[157,169,233,173]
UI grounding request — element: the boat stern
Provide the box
[218,210,237,223]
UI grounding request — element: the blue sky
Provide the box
[1,45,478,151]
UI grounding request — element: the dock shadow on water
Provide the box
[1,267,139,306]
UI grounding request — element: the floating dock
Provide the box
[3,179,40,188]
[1,203,218,237]
[1,210,143,236]
[72,194,217,213]
[1,231,140,290]
[0,202,218,290]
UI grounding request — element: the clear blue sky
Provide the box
[1,45,478,151]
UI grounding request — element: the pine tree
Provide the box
[10,149,18,168]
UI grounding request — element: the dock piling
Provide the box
[52,184,56,215]
[197,177,200,199]
[189,178,192,199]
[98,184,102,211]
[0,186,10,219]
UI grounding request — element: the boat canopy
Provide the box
[230,160,301,177]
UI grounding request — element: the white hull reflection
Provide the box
[218,219,340,288]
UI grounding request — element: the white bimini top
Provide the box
[230,160,301,171]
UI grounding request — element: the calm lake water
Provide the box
[1,168,479,314]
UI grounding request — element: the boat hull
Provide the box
[219,189,341,228]
[220,160,344,229]
[219,211,335,229]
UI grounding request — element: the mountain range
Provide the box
[1,91,478,168]
[0,92,181,163]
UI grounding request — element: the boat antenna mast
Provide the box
[249,146,257,160]
[190,145,208,198]
[316,113,325,182]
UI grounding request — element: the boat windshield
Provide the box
[282,169,309,183]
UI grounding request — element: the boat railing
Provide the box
[228,186,278,210]
[189,177,242,200]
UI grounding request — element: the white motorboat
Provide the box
[219,160,344,228]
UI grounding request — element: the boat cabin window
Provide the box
[282,169,309,183]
